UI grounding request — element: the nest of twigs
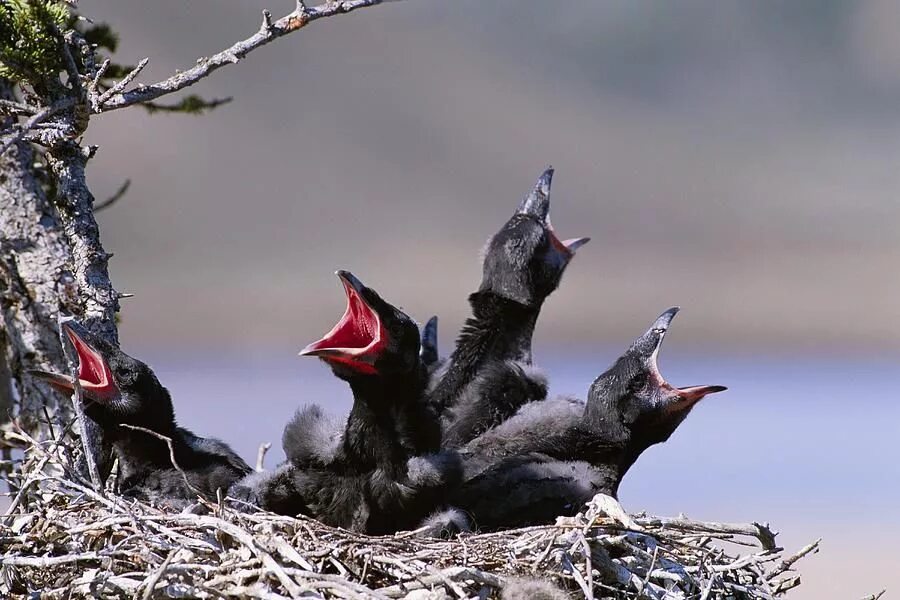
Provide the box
[0,429,819,599]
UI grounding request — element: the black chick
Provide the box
[431,167,589,447]
[451,307,726,530]
[232,271,456,534]
[32,320,251,505]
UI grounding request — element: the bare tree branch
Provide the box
[94,178,130,212]
[0,98,75,156]
[0,99,37,116]
[98,0,391,112]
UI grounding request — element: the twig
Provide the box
[57,315,102,490]
[634,515,778,550]
[94,179,130,212]
[255,442,271,472]
[97,57,150,106]
[0,99,37,116]
[118,424,203,499]
[139,548,177,600]
[98,0,394,112]
[0,98,76,156]
[766,538,820,579]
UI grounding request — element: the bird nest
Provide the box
[0,430,818,599]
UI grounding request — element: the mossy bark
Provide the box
[0,78,116,480]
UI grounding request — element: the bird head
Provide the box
[479,167,589,308]
[299,270,420,379]
[587,307,726,473]
[31,319,175,432]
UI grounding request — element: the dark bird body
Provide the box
[449,308,726,530]
[431,168,589,447]
[34,321,251,505]
[231,271,457,534]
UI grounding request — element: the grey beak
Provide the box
[648,306,680,334]
[420,315,439,366]
[335,269,366,295]
[516,167,553,221]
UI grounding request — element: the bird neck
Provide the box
[342,367,435,473]
[429,291,541,412]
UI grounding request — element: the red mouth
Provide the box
[299,271,386,374]
[31,322,119,402]
[647,340,726,412]
[547,220,590,257]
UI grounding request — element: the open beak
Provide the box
[30,320,119,402]
[516,167,553,221]
[663,385,728,415]
[516,167,590,257]
[641,307,727,411]
[299,271,386,374]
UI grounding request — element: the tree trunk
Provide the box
[0,78,76,440]
[0,78,117,480]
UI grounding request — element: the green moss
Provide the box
[0,0,71,86]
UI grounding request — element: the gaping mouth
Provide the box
[517,167,589,257]
[644,308,727,412]
[299,271,386,374]
[30,320,119,402]
[548,220,590,257]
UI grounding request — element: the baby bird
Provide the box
[231,271,457,534]
[451,307,726,530]
[432,167,589,447]
[33,320,250,505]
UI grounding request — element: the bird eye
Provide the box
[652,328,665,334]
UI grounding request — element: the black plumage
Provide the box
[231,271,457,534]
[450,308,726,530]
[33,320,251,505]
[430,168,589,446]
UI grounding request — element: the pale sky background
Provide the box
[66,1,900,597]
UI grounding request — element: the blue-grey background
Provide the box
[76,1,900,597]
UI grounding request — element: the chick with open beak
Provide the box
[431,167,590,448]
[32,320,251,505]
[236,271,455,534]
[585,307,727,485]
[449,307,727,530]
[299,269,440,458]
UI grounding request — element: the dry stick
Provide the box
[97,58,149,105]
[139,548,177,600]
[94,179,130,212]
[0,98,76,156]
[635,515,778,550]
[56,316,102,490]
[577,532,595,600]
[255,442,271,472]
[118,424,204,499]
[766,538,820,579]
[1,420,83,501]
[0,98,36,116]
[639,545,659,599]
[98,0,392,112]
[560,552,593,600]
[169,513,304,597]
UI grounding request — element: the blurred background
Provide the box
[78,1,899,597]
